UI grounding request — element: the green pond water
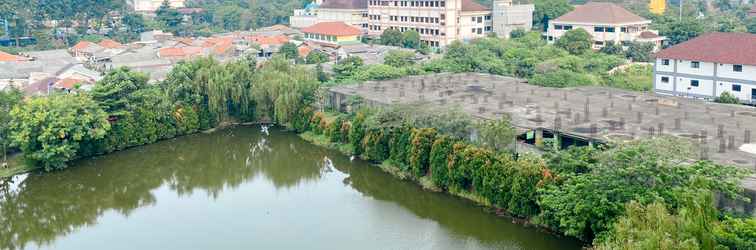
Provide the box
[0,127,582,250]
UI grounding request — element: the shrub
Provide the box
[408,128,437,177]
[715,91,740,104]
[348,112,367,155]
[389,126,413,169]
[429,135,455,189]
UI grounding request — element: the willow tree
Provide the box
[251,56,318,125]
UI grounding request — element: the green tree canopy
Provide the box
[533,0,573,31]
[9,94,111,170]
[555,28,592,55]
[383,50,416,68]
[380,29,403,46]
[401,30,420,49]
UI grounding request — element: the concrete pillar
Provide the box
[553,132,561,151]
[535,128,544,148]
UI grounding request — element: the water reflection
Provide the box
[0,127,581,250]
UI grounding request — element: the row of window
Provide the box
[553,25,573,30]
[421,40,440,47]
[660,77,744,92]
[368,0,446,7]
[383,26,441,36]
[471,16,491,23]
[304,33,338,42]
[386,15,441,24]
[661,59,744,72]
[471,27,492,34]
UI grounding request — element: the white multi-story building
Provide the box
[654,32,756,104]
[545,2,664,51]
[366,0,493,47]
[128,0,186,12]
[290,0,369,32]
[491,0,533,39]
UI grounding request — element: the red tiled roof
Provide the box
[654,32,756,66]
[553,2,647,24]
[320,0,367,9]
[247,35,290,46]
[461,0,490,12]
[71,41,95,51]
[0,51,29,62]
[98,39,124,49]
[158,46,204,58]
[55,78,91,89]
[302,22,361,36]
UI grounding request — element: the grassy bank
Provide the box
[0,155,38,178]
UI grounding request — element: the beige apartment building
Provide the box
[128,0,186,12]
[545,2,664,51]
[291,0,369,32]
[366,0,493,47]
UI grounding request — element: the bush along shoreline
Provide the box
[295,106,756,249]
[3,55,755,249]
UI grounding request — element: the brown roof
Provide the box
[247,35,290,46]
[461,0,490,12]
[320,0,367,9]
[302,22,362,36]
[553,2,647,24]
[654,32,756,66]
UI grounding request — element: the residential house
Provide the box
[0,49,80,90]
[291,1,323,28]
[545,2,665,51]
[653,32,756,104]
[302,22,362,46]
[0,51,30,62]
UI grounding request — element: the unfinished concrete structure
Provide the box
[328,72,756,215]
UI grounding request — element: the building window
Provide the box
[605,27,615,32]
[733,84,741,92]
[661,76,669,83]
[621,27,627,32]
[555,25,563,30]
[733,64,743,72]
[564,25,572,30]
[594,27,605,32]
[691,80,699,87]
[691,61,700,68]
[662,59,670,65]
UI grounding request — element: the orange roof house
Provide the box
[98,39,125,49]
[0,51,30,62]
[301,22,362,45]
[247,35,290,46]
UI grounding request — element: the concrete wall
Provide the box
[459,12,493,41]
[492,2,533,39]
[718,63,756,82]
[674,76,714,97]
[676,60,715,77]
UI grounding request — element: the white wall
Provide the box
[655,74,674,91]
[717,63,756,82]
[675,76,713,97]
[716,81,754,101]
[676,60,714,77]
[655,58,674,72]
[459,12,492,40]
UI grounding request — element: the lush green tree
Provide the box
[156,0,183,34]
[9,94,111,170]
[714,216,756,249]
[533,0,573,31]
[657,17,704,46]
[555,28,592,55]
[122,13,146,36]
[625,42,655,62]
[474,117,516,152]
[351,64,405,81]
[595,192,720,250]
[0,87,23,163]
[279,42,299,60]
[538,137,749,240]
[599,42,623,55]
[91,67,150,116]
[333,56,364,81]
[380,29,403,46]
[383,50,416,68]
[305,50,329,64]
[401,30,420,49]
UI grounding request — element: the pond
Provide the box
[0,127,582,250]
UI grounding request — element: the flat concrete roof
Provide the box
[330,72,756,190]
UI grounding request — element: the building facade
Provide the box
[491,0,533,39]
[654,32,756,104]
[545,2,664,51]
[291,0,369,33]
[128,0,186,12]
[366,0,495,47]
